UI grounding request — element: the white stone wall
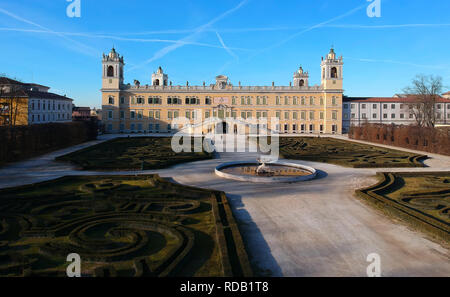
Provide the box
[342,101,450,132]
[28,98,73,124]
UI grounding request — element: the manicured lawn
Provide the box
[357,172,449,242]
[276,137,427,168]
[56,137,212,170]
[0,175,252,277]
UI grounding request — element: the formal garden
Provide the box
[56,137,212,170]
[275,137,427,168]
[0,174,252,277]
[357,172,449,242]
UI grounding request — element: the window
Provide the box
[205,97,211,105]
[331,97,336,105]
[391,104,395,109]
[301,97,306,105]
[108,97,114,104]
[383,114,387,119]
[120,97,125,104]
[155,111,160,119]
[309,97,314,105]
[120,111,124,119]
[293,112,298,120]
[391,114,395,119]
[232,97,236,105]
[130,111,135,119]
[351,104,355,109]
[300,111,306,120]
[362,113,367,119]
[343,104,348,109]
[276,97,281,105]
[320,97,324,105]
[149,111,154,119]
[247,97,251,105]
[107,66,114,77]
[332,111,337,120]
[108,110,113,119]
[293,97,297,105]
[400,104,404,109]
[137,97,144,104]
[320,112,324,120]
[383,104,387,109]
[331,67,337,78]
[361,104,366,109]
[137,110,143,119]
[284,111,289,120]
[400,113,405,119]
[205,111,210,118]
[285,97,289,105]
[241,111,246,119]
[131,123,135,131]
[148,97,153,104]
[351,113,355,119]
[437,104,441,110]
[275,111,280,119]
[309,111,314,120]
[373,104,377,109]
[372,113,377,119]
[149,123,153,131]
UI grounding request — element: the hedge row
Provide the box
[349,124,450,156]
[356,172,449,242]
[0,120,98,165]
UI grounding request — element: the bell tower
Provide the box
[320,48,343,90]
[293,66,309,87]
[102,47,124,90]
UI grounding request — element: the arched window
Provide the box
[331,67,338,78]
[154,79,160,86]
[108,96,114,104]
[107,66,114,77]
[299,79,305,87]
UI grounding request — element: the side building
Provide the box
[0,77,73,126]
[101,47,344,135]
[343,95,450,132]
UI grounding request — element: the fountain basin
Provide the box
[215,161,317,183]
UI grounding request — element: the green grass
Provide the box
[272,137,427,168]
[357,172,449,242]
[56,137,212,170]
[0,175,252,277]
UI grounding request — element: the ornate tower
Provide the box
[320,48,343,90]
[293,66,309,87]
[151,66,168,86]
[102,47,124,90]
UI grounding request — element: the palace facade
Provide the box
[101,47,344,135]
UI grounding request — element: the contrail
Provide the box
[215,31,238,59]
[346,57,448,70]
[0,8,98,57]
[0,27,251,52]
[127,0,250,72]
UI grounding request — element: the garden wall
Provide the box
[349,124,450,156]
[0,120,98,165]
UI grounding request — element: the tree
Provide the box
[403,75,443,128]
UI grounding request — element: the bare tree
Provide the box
[403,75,443,128]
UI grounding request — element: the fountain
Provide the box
[215,156,317,183]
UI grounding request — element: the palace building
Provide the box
[101,47,344,134]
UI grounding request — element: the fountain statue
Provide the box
[256,157,274,176]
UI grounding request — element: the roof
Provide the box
[0,77,24,85]
[0,89,73,101]
[443,91,450,95]
[0,76,50,89]
[344,96,450,103]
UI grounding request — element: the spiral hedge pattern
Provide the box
[277,137,427,168]
[357,172,449,242]
[0,175,252,277]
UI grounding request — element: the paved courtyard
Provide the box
[0,134,449,276]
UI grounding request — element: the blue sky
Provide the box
[0,0,449,108]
